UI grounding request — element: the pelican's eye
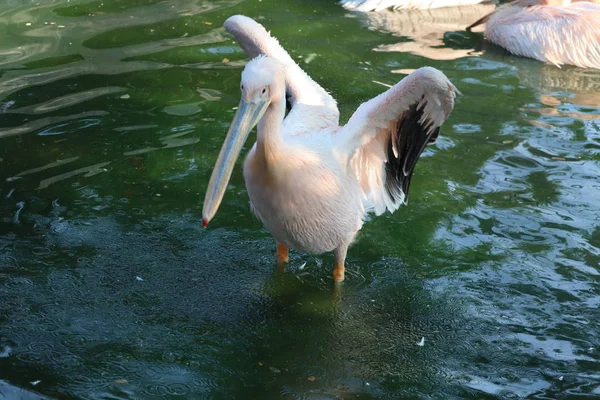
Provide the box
[261,88,266,94]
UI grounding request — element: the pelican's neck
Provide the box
[256,94,286,163]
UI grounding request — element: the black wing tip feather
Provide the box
[384,102,440,205]
[428,127,441,144]
[286,92,292,112]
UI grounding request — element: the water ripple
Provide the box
[8,87,125,115]
[37,161,111,190]
[0,111,108,139]
[1,0,600,399]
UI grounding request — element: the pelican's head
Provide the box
[240,55,286,105]
[202,56,285,227]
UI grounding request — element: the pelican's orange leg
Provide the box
[277,242,289,265]
[332,245,348,283]
[332,263,345,283]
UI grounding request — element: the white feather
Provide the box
[479,0,600,69]
[341,0,486,11]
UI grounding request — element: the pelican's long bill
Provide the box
[202,98,269,227]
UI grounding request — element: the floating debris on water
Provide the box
[391,68,416,75]
[1,100,15,113]
[417,337,425,347]
[13,201,24,224]
[0,345,12,358]
[304,53,316,64]
[373,80,393,88]
[196,88,221,101]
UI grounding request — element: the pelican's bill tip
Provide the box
[202,217,209,228]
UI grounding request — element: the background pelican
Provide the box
[467,0,600,69]
[202,15,457,282]
[341,0,487,11]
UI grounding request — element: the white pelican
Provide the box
[341,0,486,12]
[202,15,457,282]
[467,0,600,69]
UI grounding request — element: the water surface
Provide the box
[1,0,599,398]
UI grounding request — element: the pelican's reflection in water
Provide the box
[479,49,600,118]
[517,62,600,118]
[350,4,495,61]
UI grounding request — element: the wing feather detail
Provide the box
[334,67,457,215]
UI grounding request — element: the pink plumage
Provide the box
[469,0,600,69]
[341,0,486,11]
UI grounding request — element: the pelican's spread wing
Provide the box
[341,0,485,11]
[335,67,457,215]
[224,15,339,134]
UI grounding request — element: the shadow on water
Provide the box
[1,0,600,398]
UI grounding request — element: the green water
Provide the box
[1,0,599,398]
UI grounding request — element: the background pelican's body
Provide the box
[468,0,600,69]
[341,0,486,11]
[203,16,456,281]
